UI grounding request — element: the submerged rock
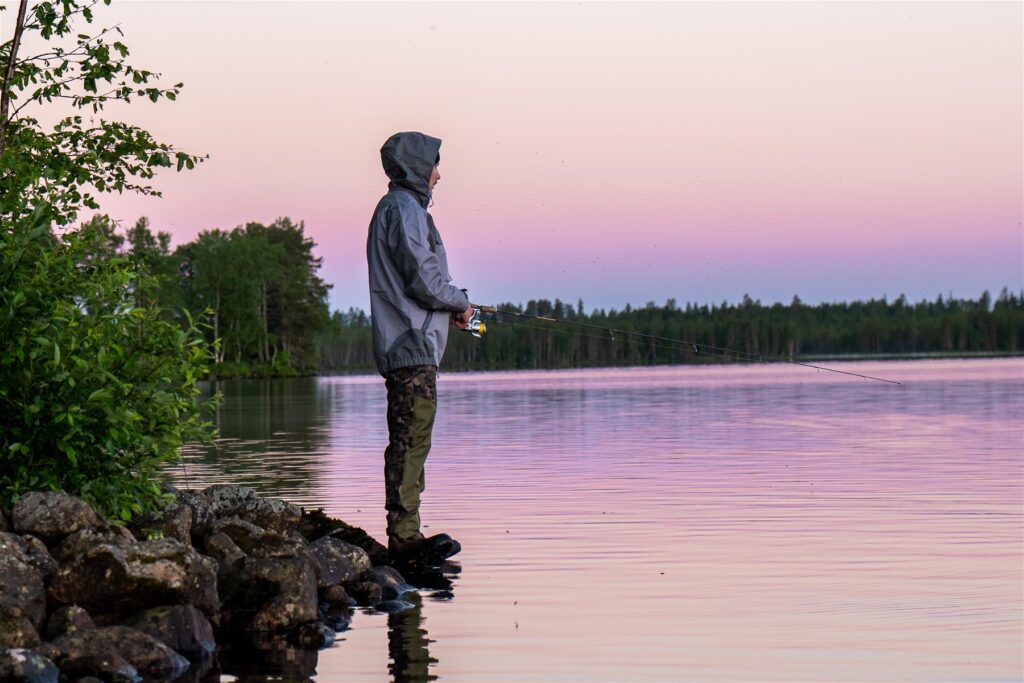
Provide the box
[10,492,101,545]
[369,566,415,601]
[0,648,59,683]
[291,621,335,649]
[44,626,189,681]
[346,581,383,607]
[122,605,215,659]
[48,539,219,617]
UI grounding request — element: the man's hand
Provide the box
[451,306,474,330]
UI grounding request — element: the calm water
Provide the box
[173,359,1024,683]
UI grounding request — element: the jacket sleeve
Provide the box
[390,201,470,313]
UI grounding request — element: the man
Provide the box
[366,131,474,565]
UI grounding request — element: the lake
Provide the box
[172,358,1024,682]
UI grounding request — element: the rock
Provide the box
[44,606,95,640]
[128,499,192,545]
[320,584,353,607]
[10,492,101,545]
[206,517,265,551]
[0,648,59,683]
[298,508,389,566]
[200,485,301,534]
[20,536,57,580]
[0,508,10,532]
[291,621,335,649]
[368,566,414,601]
[51,525,136,565]
[204,532,245,574]
[310,537,371,588]
[0,534,45,646]
[223,557,317,632]
[320,604,353,632]
[346,581,382,606]
[176,491,215,543]
[0,614,40,648]
[48,626,188,681]
[52,651,140,683]
[245,531,309,560]
[48,539,219,617]
[122,605,215,659]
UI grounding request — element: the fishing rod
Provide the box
[463,304,903,386]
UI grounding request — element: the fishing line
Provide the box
[468,305,903,385]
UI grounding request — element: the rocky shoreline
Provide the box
[0,485,442,682]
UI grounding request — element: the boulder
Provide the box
[0,614,40,649]
[45,650,140,683]
[0,508,10,532]
[48,539,219,617]
[0,534,46,646]
[310,537,372,588]
[51,525,136,565]
[128,499,192,545]
[320,584,353,607]
[346,581,383,607]
[46,626,188,681]
[0,648,59,683]
[204,532,245,574]
[206,517,265,551]
[122,605,215,659]
[245,531,310,561]
[176,491,215,543]
[223,557,317,632]
[10,492,101,545]
[201,485,302,534]
[291,621,335,650]
[19,536,57,580]
[368,566,414,601]
[44,606,95,640]
[298,508,389,566]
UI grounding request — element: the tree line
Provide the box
[83,214,331,378]
[319,291,1024,373]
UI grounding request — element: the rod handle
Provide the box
[471,303,497,313]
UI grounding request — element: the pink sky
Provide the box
[16,1,1022,312]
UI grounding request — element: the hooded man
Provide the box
[366,131,473,564]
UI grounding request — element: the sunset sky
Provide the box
[18,1,1023,313]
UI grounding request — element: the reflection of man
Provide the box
[388,592,438,683]
[367,131,471,564]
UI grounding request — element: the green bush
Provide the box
[0,206,217,520]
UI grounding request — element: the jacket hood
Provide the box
[381,131,441,206]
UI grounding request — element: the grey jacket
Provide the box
[366,132,470,375]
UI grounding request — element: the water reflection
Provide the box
[179,378,336,506]
[169,359,1023,682]
[388,592,438,683]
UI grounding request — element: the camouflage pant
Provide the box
[383,365,438,541]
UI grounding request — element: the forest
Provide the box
[81,215,1024,377]
[319,290,1024,374]
[87,215,331,378]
